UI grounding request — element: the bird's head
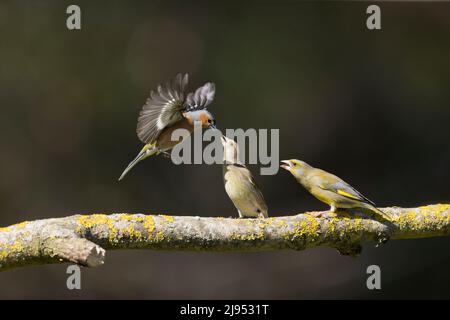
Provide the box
[221,136,240,164]
[280,159,311,178]
[184,110,216,129]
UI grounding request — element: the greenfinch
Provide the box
[119,73,217,181]
[280,159,393,221]
[221,136,268,218]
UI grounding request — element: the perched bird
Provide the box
[119,73,217,180]
[280,159,393,221]
[221,136,268,218]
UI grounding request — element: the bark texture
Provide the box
[1,204,449,271]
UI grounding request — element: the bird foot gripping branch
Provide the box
[280,160,395,222]
[118,74,396,224]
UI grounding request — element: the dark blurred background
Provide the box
[0,0,449,299]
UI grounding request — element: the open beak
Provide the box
[280,160,292,171]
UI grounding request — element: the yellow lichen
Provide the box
[353,217,363,230]
[396,210,419,230]
[0,226,11,233]
[0,221,29,233]
[420,204,450,224]
[77,214,110,229]
[143,216,155,234]
[122,224,142,240]
[231,231,264,241]
[420,204,450,215]
[156,231,165,242]
[229,220,268,242]
[284,215,321,242]
[255,219,271,239]
[15,221,29,229]
[76,214,118,244]
[142,216,164,242]
[9,241,24,253]
[0,241,25,260]
[161,215,174,223]
[118,214,140,222]
[276,219,288,228]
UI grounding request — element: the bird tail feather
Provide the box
[118,144,157,181]
[369,204,394,221]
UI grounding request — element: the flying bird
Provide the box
[119,73,217,180]
[222,136,268,218]
[280,159,393,221]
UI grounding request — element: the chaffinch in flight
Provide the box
[280,159,393,221]
[119,73,216,180]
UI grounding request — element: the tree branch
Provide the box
[1,204,449,271]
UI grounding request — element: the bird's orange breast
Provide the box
[199,112,209,126]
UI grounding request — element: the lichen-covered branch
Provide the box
[1,204,449,271]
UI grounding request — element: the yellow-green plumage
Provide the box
[280,159,393,221]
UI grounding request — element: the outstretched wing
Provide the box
[185,82,215,111]
[136,73,188,144]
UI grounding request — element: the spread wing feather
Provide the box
[185,82,215,111]
[136,73,188,144]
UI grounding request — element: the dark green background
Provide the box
[0,1,449,299]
